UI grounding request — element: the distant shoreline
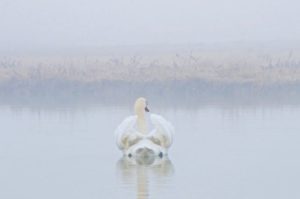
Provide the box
[1,43,300,107]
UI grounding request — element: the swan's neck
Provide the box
[136,112,148,134]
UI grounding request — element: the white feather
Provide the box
[148,114,174,148]
[115,113,174,155]
[115,115,142,150]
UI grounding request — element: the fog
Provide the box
[1,1,300,199]
[1,0,300,50]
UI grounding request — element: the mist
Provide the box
[1,0,300,50]
[1,1,300,199]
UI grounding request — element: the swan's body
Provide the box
[115,98,174,158]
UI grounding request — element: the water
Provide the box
[0,104,300,199]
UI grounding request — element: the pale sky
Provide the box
[0,0,299,49]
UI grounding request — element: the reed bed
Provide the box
[1,47,300,86]
[1,46,300,106]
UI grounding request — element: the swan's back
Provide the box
[115,113,174,157]
[149,114,174,148]
[115,115,139,150]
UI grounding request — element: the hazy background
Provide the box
[1,0,300,106]
[1,0,299,51]
[1,1,300,199]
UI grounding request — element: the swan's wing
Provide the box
[115,115,141,150]
[149,114,174,148]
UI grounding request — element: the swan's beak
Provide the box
[145,106,150,112]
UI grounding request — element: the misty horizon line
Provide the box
[1,39,300,54]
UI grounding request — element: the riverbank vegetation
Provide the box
[1,43,300,106]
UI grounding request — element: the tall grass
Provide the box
[1,45,300,106]
[1,46,300,85]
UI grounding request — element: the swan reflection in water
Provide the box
[116,155,174,199]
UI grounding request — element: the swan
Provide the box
[115,97,174,158]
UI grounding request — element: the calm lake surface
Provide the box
[0,103,299,199]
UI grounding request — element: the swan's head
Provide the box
[134,97,149,115]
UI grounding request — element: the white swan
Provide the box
[115,97,174,158]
